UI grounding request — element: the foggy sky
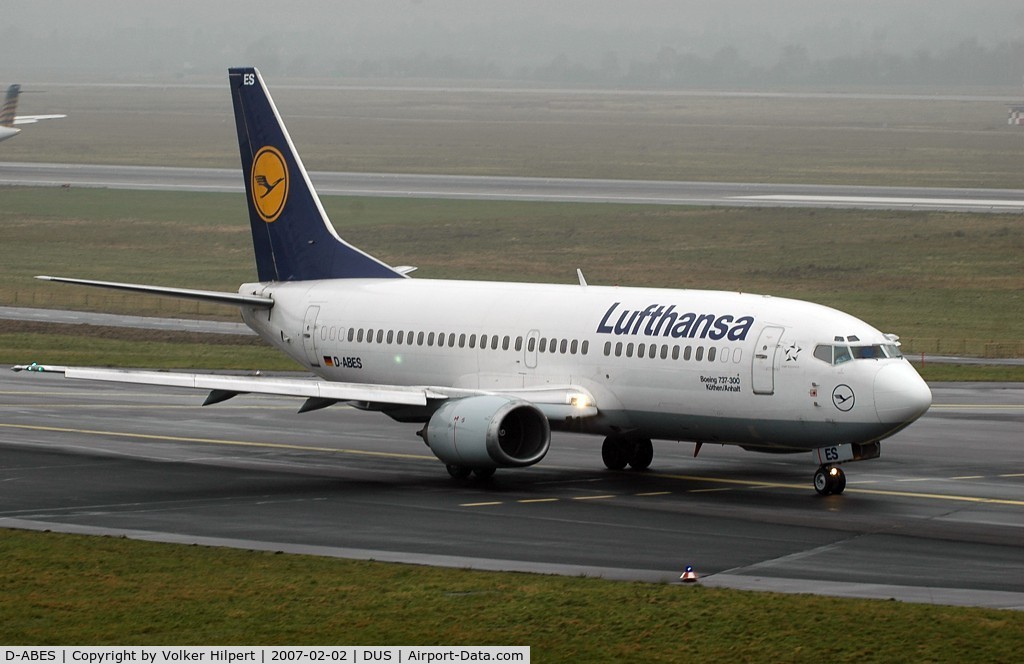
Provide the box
[3,1,1023,85]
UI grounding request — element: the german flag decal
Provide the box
[251,146,288,222]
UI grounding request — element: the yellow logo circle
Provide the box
[251,146,288,223]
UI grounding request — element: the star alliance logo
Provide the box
[251,146,288,222]
[784,343,802,362]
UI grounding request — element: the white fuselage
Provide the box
[240,278,932,452]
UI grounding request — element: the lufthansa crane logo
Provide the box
[832,384,855,412]
[251,146,288,223]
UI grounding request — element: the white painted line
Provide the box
[737,194,1024,208]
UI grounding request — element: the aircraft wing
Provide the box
[11,365,599,418]
[13,364,443,407]
[13,114,67,125]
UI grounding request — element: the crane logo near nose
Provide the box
[832,384,856,412]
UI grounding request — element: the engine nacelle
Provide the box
[425,395,551,468]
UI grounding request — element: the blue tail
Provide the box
[229,67,405,282]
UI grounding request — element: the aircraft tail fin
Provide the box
[228,67,405,282]
[1,84,20,127]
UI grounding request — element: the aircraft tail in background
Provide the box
[1,84,20,127]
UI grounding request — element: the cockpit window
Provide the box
[814,343,902,365]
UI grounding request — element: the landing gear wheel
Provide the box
[446,464,472,480]
[813,465,846,495]
[601,436,630,470]
[831,467,847,495]
[629,438,654,471]
[473,467,496,480]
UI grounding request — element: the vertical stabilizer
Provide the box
[1,85,20,127]
[228,68,405,282]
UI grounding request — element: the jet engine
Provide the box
[424,395,550,468]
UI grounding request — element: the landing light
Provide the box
[569,394,591,408]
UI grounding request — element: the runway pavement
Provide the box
[1,370,1021,610]
[3,161,1024,213]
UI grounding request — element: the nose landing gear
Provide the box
[813,464,846,495]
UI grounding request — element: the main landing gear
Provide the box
[813,464,846,496]
[601,436,654,471]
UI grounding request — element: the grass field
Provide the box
[5,83,1024,187]
[2,529,1023,659]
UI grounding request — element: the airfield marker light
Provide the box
[680,565,698,583]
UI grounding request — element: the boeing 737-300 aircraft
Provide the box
[14,68,933,495]
[0,84,66,143]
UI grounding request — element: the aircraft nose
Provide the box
[874,362,932,424]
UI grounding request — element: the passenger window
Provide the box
[494,336,502,351]
[696,347,704,361]
[528,337,536,352]
[560,339,568,354]
[539,338,547,353]
[683,346,692,361]
[626,343,634,358]
[503,336,511,351]
[469,334,477,349]
[582,340,589,355]
[615,342,623,357]
[708,347,716,362]
[672,346,679,360]
[459,333,466,348]
[417,331,425,346]
[397,330,404,345]
[357,329,365,343]
[427,332,435,346]
[377,330,384,344]
[515,337,523,351]
[637,343,646,358]
[348,328,355,342]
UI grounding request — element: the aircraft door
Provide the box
[302,305,321,367]
[751,325,784,395]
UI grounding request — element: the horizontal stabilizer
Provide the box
[36,276,274,308]
[13,114,66,125]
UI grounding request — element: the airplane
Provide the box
[0,84,67,143]
[13,67,933,495]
